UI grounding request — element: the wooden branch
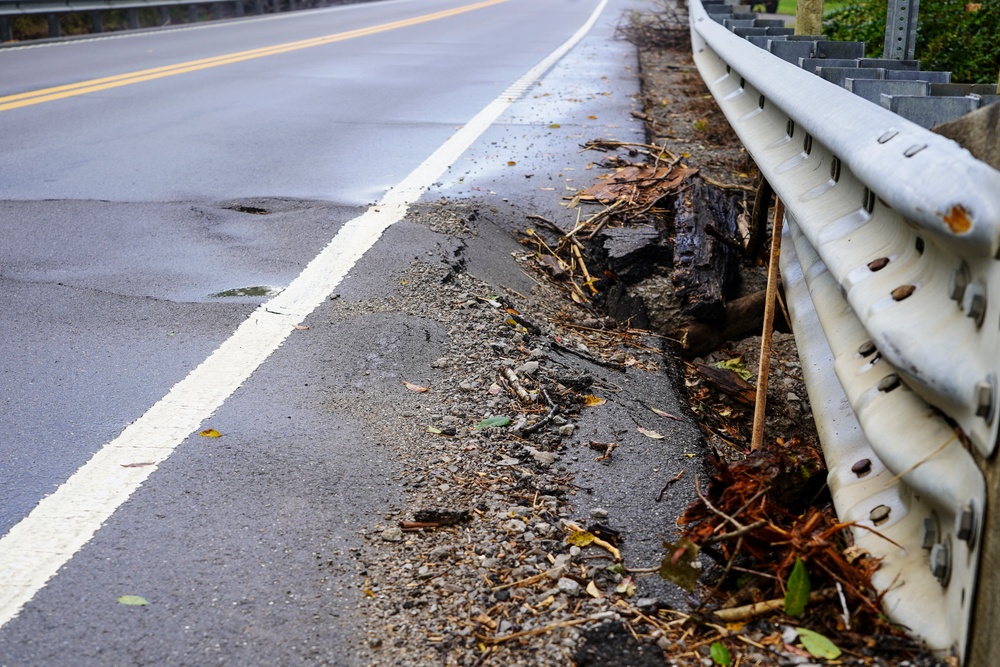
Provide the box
[712,588,836,623]
[751,196,784,452]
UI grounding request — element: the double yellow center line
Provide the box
[0,0,508,112]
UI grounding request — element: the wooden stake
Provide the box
[751,197,784,452]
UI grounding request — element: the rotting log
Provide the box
[671,176,742,322]
[679,290,768,357]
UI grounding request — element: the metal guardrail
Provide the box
[0,0,328,42]
[689,0,1000,661]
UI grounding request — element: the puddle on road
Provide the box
[209,285,283,298]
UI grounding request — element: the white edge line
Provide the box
[0,0,611,628]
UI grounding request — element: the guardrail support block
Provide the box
[46,13,59,37]
[0,16,11,42]
[127,7,138,29]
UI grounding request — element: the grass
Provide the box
[766,1,851,16]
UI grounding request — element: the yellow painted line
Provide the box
[0,0,508,112]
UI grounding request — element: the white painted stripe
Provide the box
[0,0,610,628]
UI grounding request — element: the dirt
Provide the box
[336,4,949,666]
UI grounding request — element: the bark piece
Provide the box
[672,176,742,322]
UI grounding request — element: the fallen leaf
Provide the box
[426,426,443,435]
[476,416,511,429]
[117,595,149,606]
[293,324,310,331]
[403,381,429,393]
[784,558,811,618]
[650,407,682,421]
[548,123,561,128]
[199,429,221,438]
[710,642,732,666]
[712,358,754,382]
[567,530,596,547]
[615,576,636,597]
[586,580,603,598]
[507,161,517,166]
[583,395,607,407]
[637,426,665,439]
[797,628,842,659]
[658,538,701,591]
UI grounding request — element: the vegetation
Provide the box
[825,0,1000,83]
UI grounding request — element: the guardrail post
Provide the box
[127,7,139,29]
[90,10,103,32]
[46,13,60,37]
[883,0,919,60]
[188,4,198,22]
[253,0,263,13]
[210,2,221,19]
[1,16,12,42]
[235,0,244,17]
[159,6,170,24]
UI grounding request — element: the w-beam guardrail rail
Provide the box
[0,0,329,42]
[689,0,1000,663]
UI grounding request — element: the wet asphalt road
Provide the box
[0,0,655,663]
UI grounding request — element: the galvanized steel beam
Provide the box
[689,0,1000,660]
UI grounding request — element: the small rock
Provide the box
[556,578,582,596]
[459,381,474,392]
[369,637,383,649]
[782,626,799,644]
[656,636,673,651]
[430,357,449,369]
[528,347,547,359]
[534,521,552,536]
[634,597,659,612]
[522,531,536,542]
[530,450,557,466]
[380,527,404,542]
[429,545,453,561]
[558,424,575,437]
[503,519,527,533]
[589,507,609,520]
[516,360,540,375]
[487,383,503,395]
[787,392,800,402]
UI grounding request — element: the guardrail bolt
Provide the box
[957,504,977,545]
[963,283,987,327]
[858,341,877,357]
[930,541,951,585]
[975,377,995,423]
[920,516,939,549]
[851,458,872,478]
[869,504,891,525]
[877,374,901,393]
[950,264,970,302]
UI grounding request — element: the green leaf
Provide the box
[784,557,811,618]
[711,358,754,382]
[710,642,732,666]
[658,538,701,591]
[797,628,842,659]
[476,416,511,429]
[117,595,149,606]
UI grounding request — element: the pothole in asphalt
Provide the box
[225,204,270,215]
[209,285,283,298]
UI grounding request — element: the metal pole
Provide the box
[883,0,920,60]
